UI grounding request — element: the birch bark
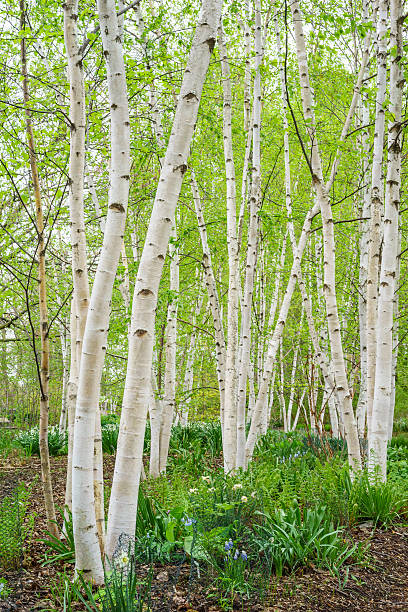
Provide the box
[159,224,179,473]
[369,0,403,480]
[366,0,388,438]
[218,27,240,472]
[236,0,263,469]
[290,0,362,471]
[72,0,130,581]
[106,0,222,557]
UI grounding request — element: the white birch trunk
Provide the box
[192,171,227,424]
[236,0,263,469]
[219,27,240,472]
[366,0,388,438]
[106,0,222,557]
[290,0,362,472]
[159,224,179,473]
[369,0,403,480]
[72,0,130,581]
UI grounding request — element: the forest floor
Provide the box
[1,454,408,612]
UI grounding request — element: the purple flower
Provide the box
[241,550,248,561]
[224,539,233,552]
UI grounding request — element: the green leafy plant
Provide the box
[41,507,75,565]
[0,482,34,568]
[251,504,356,578]
[349,473,407,527]
[68,560,153,612]
[14,426,67,457]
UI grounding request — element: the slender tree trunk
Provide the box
[106,0,222,558]
[159,224,179,473]
[65,299,77,512]
[236,0,263,469]
[290,0,362,472]
[192,170,227,425]
[20,0,58,538]
[366,0,388,439]
[369,0,403,480]
[72,0,130,582]
[218,27,240,472]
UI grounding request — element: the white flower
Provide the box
[117,551,130,567]
[208,487,216,492]
[202,476,211,482]
[251,491,256,498]
[241,495,248,503]
[189,488,198,494]
[232,483,243,490]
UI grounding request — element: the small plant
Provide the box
[68,555,153,611]
[0,578,11,600]
[41,507,75,565]
[0,482,33,568]
[101,422,119,454]
[208,540,252,609]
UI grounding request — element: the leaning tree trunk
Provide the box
[106,0,222,559]
[20,0,58,539]
[72,0,130,583]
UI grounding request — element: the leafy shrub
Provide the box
[134,487,193,563]
[393,418,408,433]
[250,504,355,577]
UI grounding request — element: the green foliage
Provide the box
[101,423,120,454]
[41,507,75,566]
[67,561,153,612]
[134,487,193,563]
[14,426,67,457]
[250,504,356,578]
[349,473,407,527]
[0,482,33,568]
[0,578,12,600]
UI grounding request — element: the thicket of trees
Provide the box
[0,0,407,582]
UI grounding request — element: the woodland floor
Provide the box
[0,455,408,612]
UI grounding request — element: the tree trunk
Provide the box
[106,0,222,558]
[72,0,130,582]
[369,0,403,480]
[20,0,58,539]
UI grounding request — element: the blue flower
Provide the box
[241,550,248,561]
[182,516,195,527]
[234,549,239,560]
[224,539,233,552]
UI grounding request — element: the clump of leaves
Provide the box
[41,507,75,566]
[14,426,67,457]
[68,558,153,612]
[250,504,356,578]
[349,472,407,527]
